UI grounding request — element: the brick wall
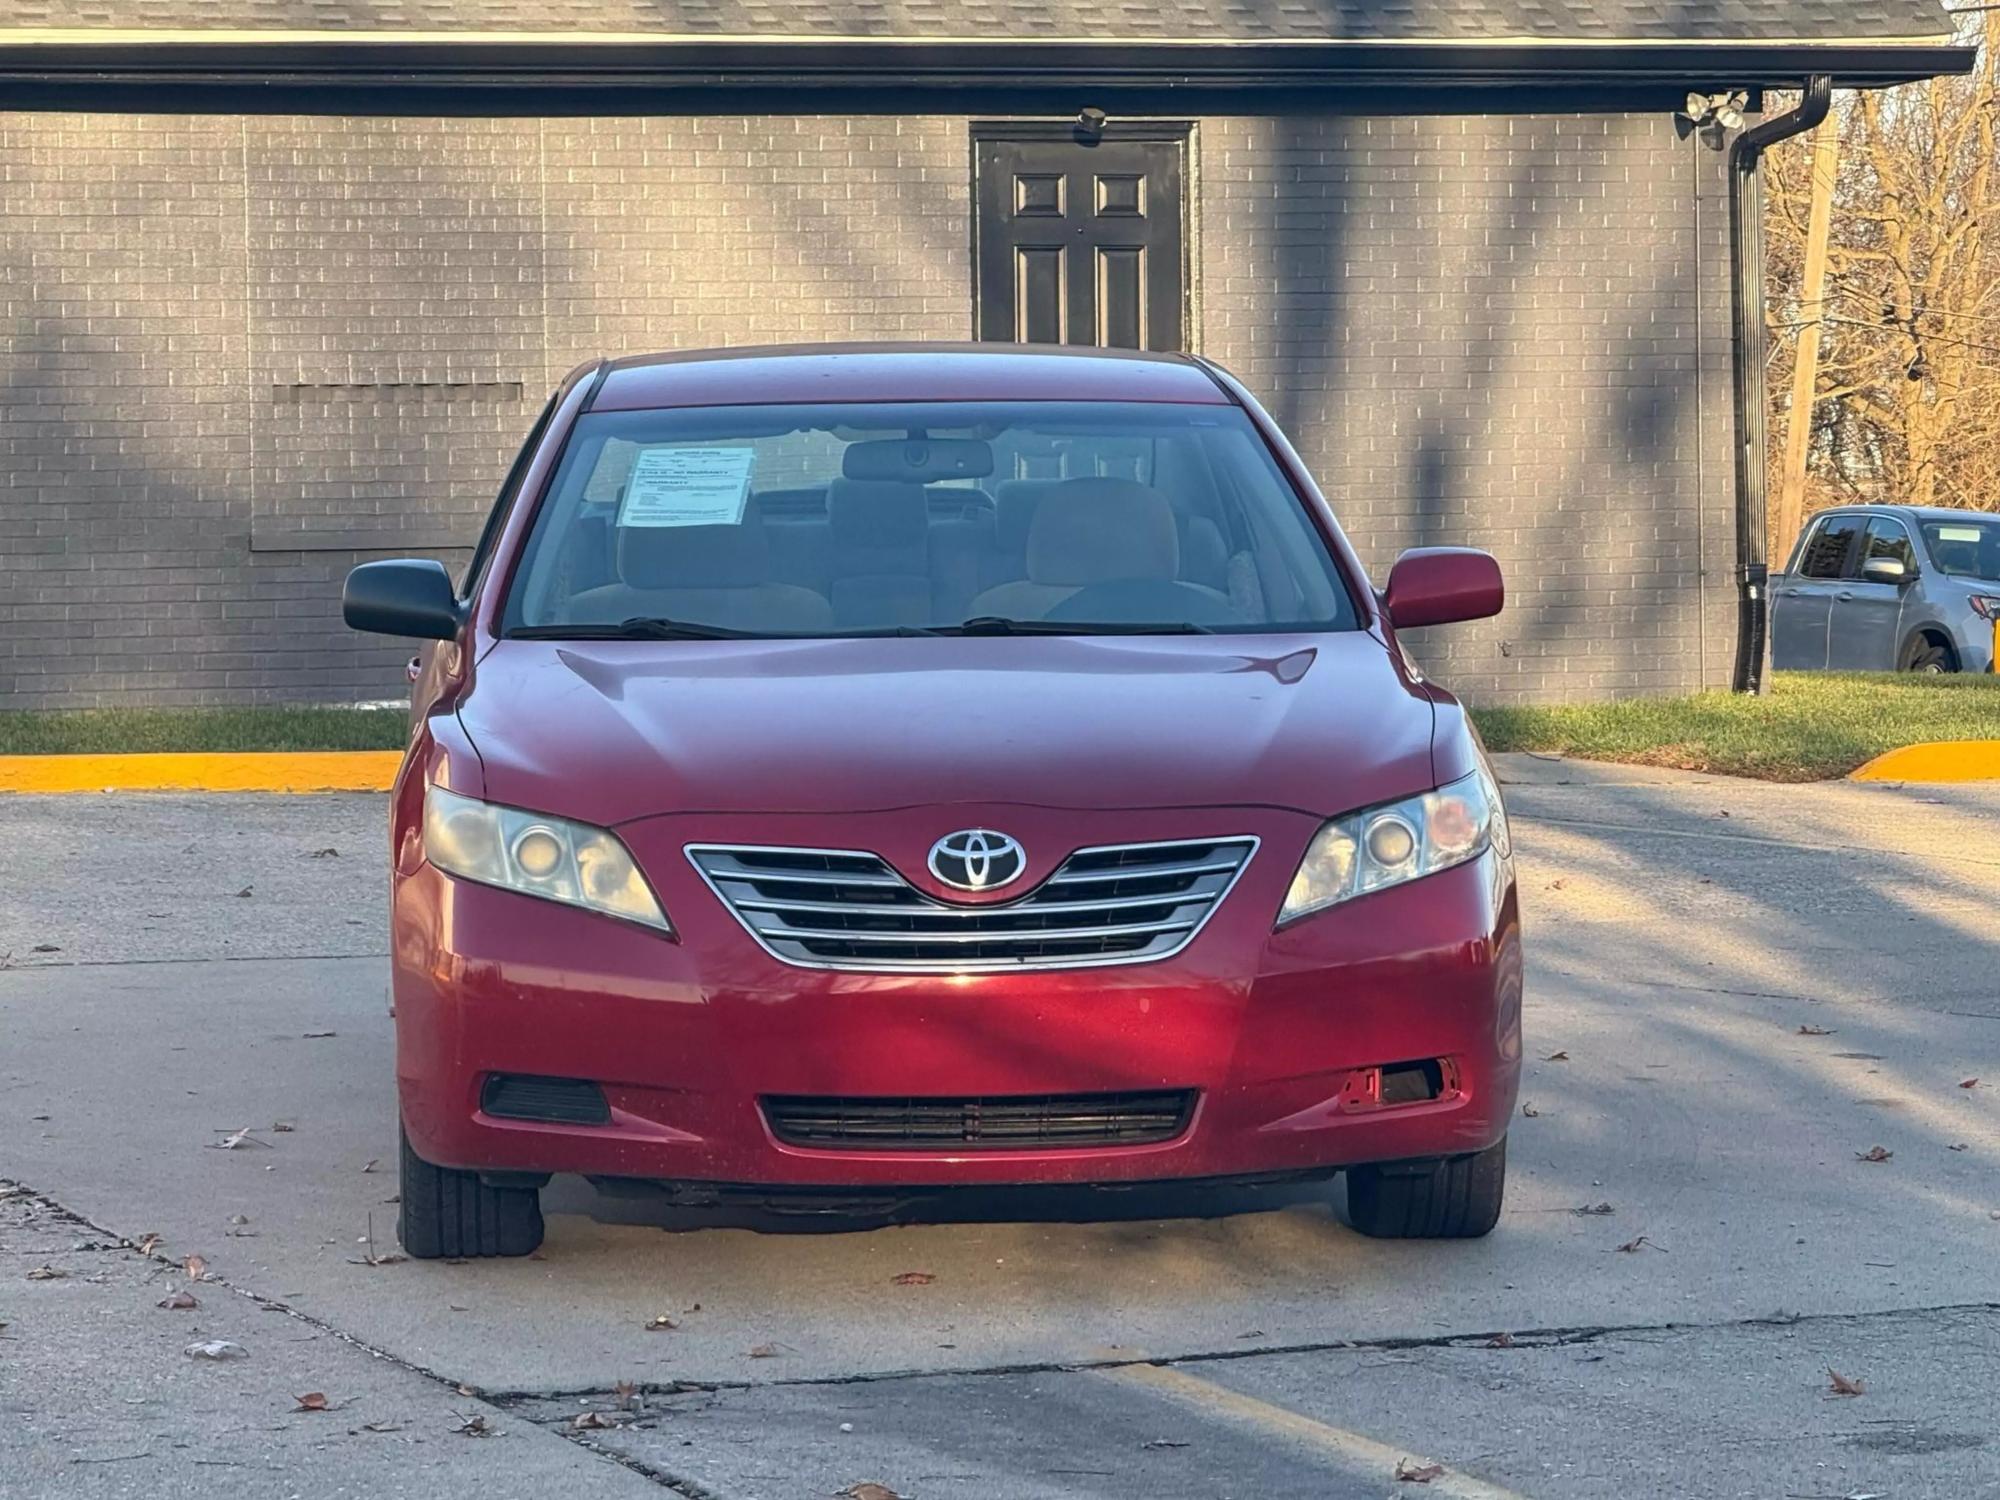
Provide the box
[0,108,1733,708]
[1200,113,1737,698]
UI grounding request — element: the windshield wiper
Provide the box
[940,616,1214,636]
[509,617,770,641]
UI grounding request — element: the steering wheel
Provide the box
[1043,578,1247,627]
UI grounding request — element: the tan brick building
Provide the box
[0,3,1966,707]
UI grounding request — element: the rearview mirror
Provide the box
[343,560,463,640]
[1382,548,1504,629]
[1860,556,1909,585]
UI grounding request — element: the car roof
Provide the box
[1818,504,1999,521]
[589,342,1233,412]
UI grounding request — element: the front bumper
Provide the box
[393,808,1522,1188]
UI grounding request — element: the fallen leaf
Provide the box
[272,1122,296,1133]
[1572,1203,1615,1217]
[456,1384,479,1397]
[839,1486,904,1500]
[235,886,254,899]
[209,1128,271,1151]
[30,943,59,954]
[644,1315,678,1332]
[135,1233,162,1256]
[360,1421,404,1434]
[1484,1332,1515,1348]
[1797,1025,1836,1036]
[184,1254,207,1281]
[1614,1235,1664,1253]
[1855,1146,1894,1163]
[303,1031,337,1040]
[747,1342,782,1359]
[613,1381,638,1410]
[1142,1438,1191,1449]
[1546,879,1567,890]
[890,1271,936,1286]
[228,1214,250,1226]
[157,1290,199,1310]
[360,1159,379,1174]
[572,1411,616,1430]
[1394,1459,1445,1484]
[1544,1050,1569,1062]
[293,1393,330,1412]
[453,1412,492,1437]
[184,1339,248,1360]
[1521,1103,1540,1118]
[1827,1368,1866,1397]
[26,1265,67,1281]
[310,848,340,859]
[1961,1078,1980,1090]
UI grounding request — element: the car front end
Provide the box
[346,344,1522,1255]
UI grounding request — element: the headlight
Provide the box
[1277,767,1508,926]
[423,783,671,933]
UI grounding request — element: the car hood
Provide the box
[456,632,1437,825]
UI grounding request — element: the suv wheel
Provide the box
[1344,1137,1506,1239]
[398,1125,545,1259]
[1902,636,1958,674]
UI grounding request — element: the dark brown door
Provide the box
[974,126,1187,352]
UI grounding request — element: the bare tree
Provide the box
[1764,13,2000,557]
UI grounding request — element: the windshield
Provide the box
[503,401,1357,638]
[1919,518,2000,582]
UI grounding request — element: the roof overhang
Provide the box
[0,33,1972,113]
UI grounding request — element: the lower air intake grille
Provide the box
[480,1074,611,1126]
[687,836,1257,972]
[763,1090,1197,1150]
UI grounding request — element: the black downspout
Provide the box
[1729,74,1832,693]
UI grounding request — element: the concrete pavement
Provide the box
[2,769,1997,1497]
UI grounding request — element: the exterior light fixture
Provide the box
[1675,90,1751,150]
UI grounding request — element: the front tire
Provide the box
[1902,636,1958,674]
[1344,1136,1506,1239]
[398,1125,544,1259]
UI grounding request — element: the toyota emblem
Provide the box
[927,829,1027,892]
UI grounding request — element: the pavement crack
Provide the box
[482,1300,2000,1406]
[2,1181,501,1422]
[559,1433,743,1499]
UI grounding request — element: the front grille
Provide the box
[686,836,1257,972]
[763,1090,1197,1149]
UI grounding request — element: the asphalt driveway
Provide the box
[3,762,1997,1498]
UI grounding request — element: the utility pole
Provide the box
[1775,108,1841,560]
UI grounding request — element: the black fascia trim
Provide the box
[0,39,1971,115]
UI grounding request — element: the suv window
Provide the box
[1796,515,1863,580]
[1920,517,2000,582]
[1860,516,1916,576]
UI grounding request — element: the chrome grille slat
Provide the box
[1044,857,1243,884]
[750,914,1202,945]
[725,886,1224,918]
[686,836,1257,973]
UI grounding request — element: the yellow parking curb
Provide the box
[0,751,404,794]
[1850,740,2000,783]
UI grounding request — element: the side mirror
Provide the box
[1381,547,1504,629]
[343,560,463,640]
[1860,556,1910,586]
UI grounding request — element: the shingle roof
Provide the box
[0,0,1959,42]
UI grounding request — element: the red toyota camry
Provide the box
[343,343,1521,1259]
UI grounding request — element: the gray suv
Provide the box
[1772,506,1999,674]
